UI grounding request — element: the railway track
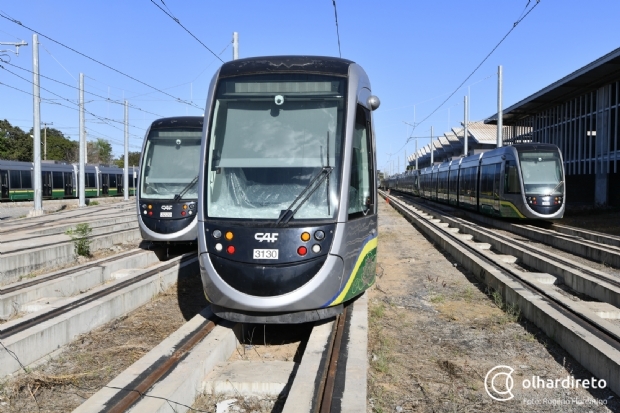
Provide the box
[394,190,620,269]
[73,296,367,413]
[0,203,136,238]
[381,190,620,397]
[0,248,197,377]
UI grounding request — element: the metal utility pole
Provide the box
[124,100,129,201]
[430,126,434,165]
[42,122,53,160]
[497,65,503,148]
[79,73,86,207]
[32,34,42,216]
[232,32,239,60]
[464,96,468,157]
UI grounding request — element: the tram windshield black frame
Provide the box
[204,73,347,224]
[140,127,203,201]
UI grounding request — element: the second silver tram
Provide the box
[198,56,380,323]
[137,116,203,243]
[385,143,565,219]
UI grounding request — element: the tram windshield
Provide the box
[205,74,346,221]
[518,150,564,195]
[140,128,202,200]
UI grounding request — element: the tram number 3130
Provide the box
[253,249,279,259]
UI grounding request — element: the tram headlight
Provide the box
[312,244,321,253]
[225,231,234,241]
[301,232,310,242]
[213,230,222,239]
[314,230,325,241]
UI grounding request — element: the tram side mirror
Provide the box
[367,95,380,111]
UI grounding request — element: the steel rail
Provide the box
[0,249,144,295]
[313,306,348,413]
[103,318,217,413]
[381,191,620,349]
[0,253,197,339]
[395,192,620,290]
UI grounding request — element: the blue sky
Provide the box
[1,0,620,173]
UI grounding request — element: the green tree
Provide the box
[41,127,78,163]
[87,138,113,164]
[0,120,32,161]
[114,151,141,168]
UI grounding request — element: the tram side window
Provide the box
[86,173,96,188]
[110,174,117,188]
[348,105,374,218]
[504,161,521,194]
[9,170,21,188]
[53,172,64,189]
[480,165,492,197]
[21,172,32,188]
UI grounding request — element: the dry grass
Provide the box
[367,199,619,413]
[0,272,208,412]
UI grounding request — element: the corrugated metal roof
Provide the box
[445,132,460,143]
[487,46,620,125]
[467,121,498,144]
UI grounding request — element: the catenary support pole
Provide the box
[32,33,42,216]
[430,126,434,165]
[415,139,418,170]
[124,100,129,201]
[464,96,468,157]
[79,73,86,207]
[233,32,239,60]
[497,65,503,148]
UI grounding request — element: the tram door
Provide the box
[493,163,501,214]
[42,171,53,197]
[101,174,109,195]
[0,170,8,199]
[64,172,73,196]
[117,174,123,194]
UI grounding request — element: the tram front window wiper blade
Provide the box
[173,175,199,201]
[276,167,334,227]
[545,180,564,196]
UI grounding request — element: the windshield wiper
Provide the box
[276,167,334,227]
[545,180,564,196]
[173,175,199,201]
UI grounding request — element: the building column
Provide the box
[595,86,609,205]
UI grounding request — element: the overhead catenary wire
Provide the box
[0,75,145,140]
[150,0,224,63]
[410,0,541,134]
[0,11,203,110]
[0,60,167,119]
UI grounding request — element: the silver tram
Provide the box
[385,143,565,219]
[198,56,380,323]
[137,116,203,243]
